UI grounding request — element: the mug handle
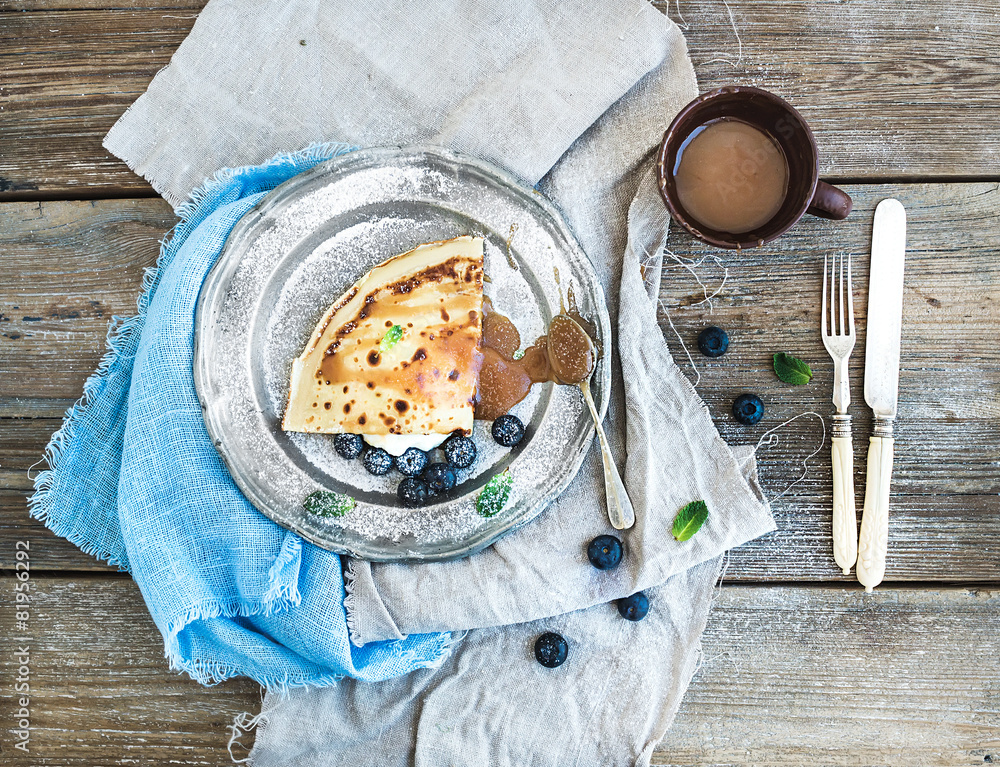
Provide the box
[807,181,853,220]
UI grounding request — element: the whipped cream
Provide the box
[362,433,448,456]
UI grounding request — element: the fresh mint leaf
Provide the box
[672,500,708,541]
[476,469,512,518]
[304,490,355,518]
[380,324,404,352]
[773,352,813,385]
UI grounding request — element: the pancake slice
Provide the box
[282,236,485,437]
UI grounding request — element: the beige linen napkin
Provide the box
[244,558,729,766]
[102,0,776,763]
[247,47,774,764]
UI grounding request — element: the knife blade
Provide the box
[857,198,906,592]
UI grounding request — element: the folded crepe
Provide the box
[282,236,485,440]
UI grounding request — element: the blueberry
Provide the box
[492,414,525,447]
[422,462,457,495]
[586,535,623,571]
[333,433,364,460]
[397,477,431,508]
[534,632,568,668]
[394,447,429,477]
[443,434,477,469]
[617,592,650,621]
[732,393,765,425]
[697,326,729,358]
[361,446,393,475]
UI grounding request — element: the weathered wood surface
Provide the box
[0,574,259,765]
[0,576,995,766]
[0,199,174,397]
[4,441,999,581]
[663,585,1000,766]
[2,0,999,198]
[3,184,998,580]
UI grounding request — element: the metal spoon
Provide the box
[547,315,636,530]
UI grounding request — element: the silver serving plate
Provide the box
[194,146,610,562]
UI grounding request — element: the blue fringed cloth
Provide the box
[30,144,453,689]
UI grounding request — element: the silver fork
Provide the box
[821,253,858,575]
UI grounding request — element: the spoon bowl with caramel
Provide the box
[546,315,636,531]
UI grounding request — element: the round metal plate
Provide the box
[194,146,610,562]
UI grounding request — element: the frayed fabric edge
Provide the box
[228,706,269,765]
[27,313,142,573]
[417,629,466,671]
[163,597,343,692]
[263,534,304,606]
[172,141,357,218]
[163,596,460,692]
[342,558,361,647]
[344,561,462,666]
[28,141,363,687]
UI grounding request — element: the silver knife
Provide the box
[857,198,906,592]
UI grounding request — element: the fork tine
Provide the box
[838,251,846,336]
[831,252,839,336]
[846,253,855,336]
[822,253,829,336]
[830,252,838,336]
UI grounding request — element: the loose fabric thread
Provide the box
[754,412,827,501]
[650,247,730,389]
[228,706,268,764]
[688,0,745,69]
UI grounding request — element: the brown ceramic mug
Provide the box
[656,86,852,249]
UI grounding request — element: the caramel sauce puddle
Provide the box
[474,295,596,421]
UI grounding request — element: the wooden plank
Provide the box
[0,399,74,418]
[4,402,995,577]
[4,411,996,498]
[662,0,1000,180]
[1,419,59,491]
[0,8,200,197]
[0,575,260,765]
[1,0,999,197]
[3,183,996,397]
[2,0,202,9]
[5,478,1000,579]
[0,576,995,765]
[1,491,115,572]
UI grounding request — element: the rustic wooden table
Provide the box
[2,1,999,764]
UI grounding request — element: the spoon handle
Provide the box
[580,380,636,530]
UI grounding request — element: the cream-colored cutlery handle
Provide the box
[580,380,636,530]
[857,436,894,591]
[831,435,858,574]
